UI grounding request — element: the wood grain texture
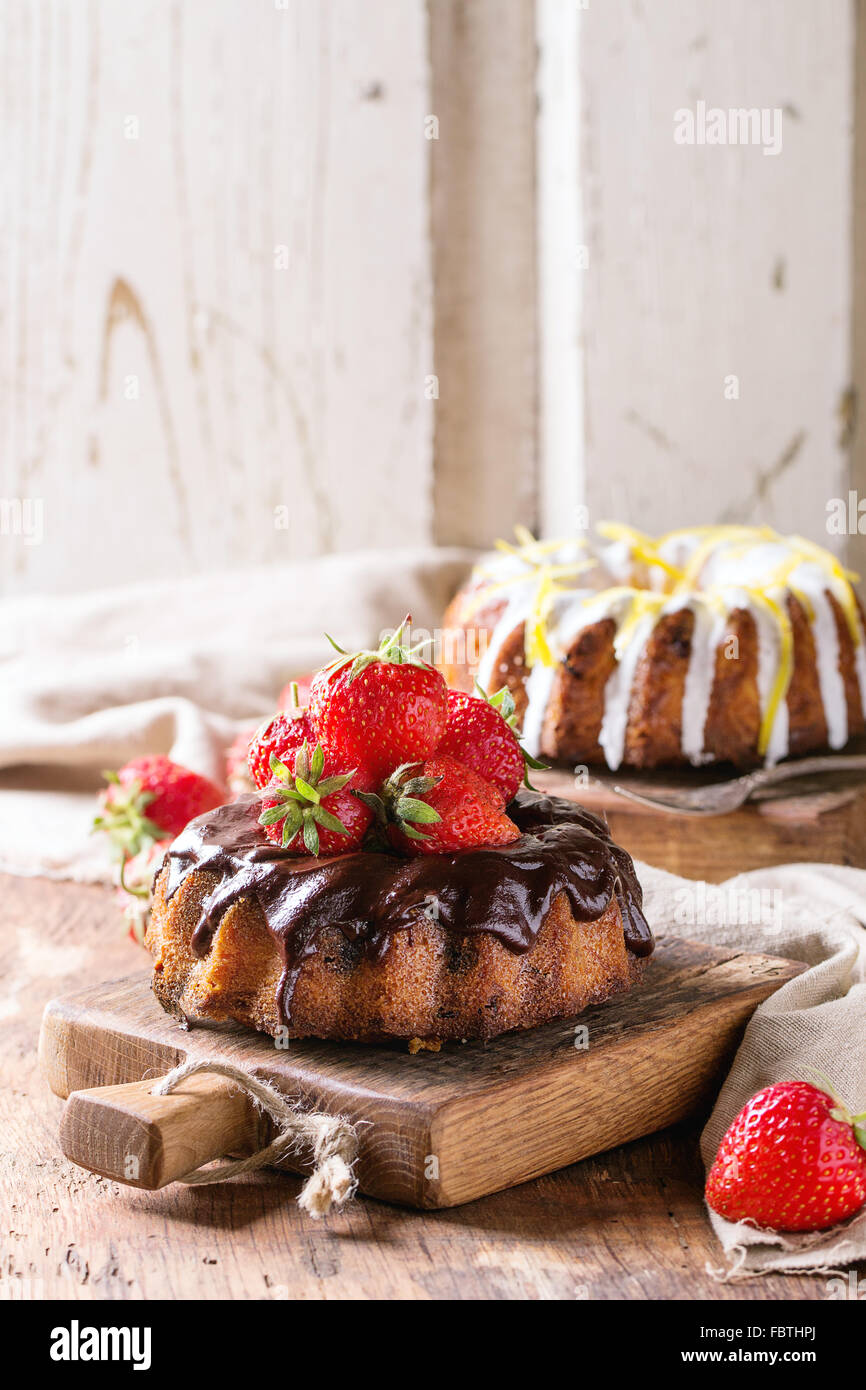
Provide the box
[0,0,433,594]
[4,872,856,1298]
[429,0,538,546]
[42,940,803,1208]
[540,0,855,550]
[58,1073,264,1190]
[534,762,866,882]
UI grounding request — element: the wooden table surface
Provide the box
[2,871,857,1302]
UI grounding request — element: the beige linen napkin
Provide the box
[639,859,866,1280]
[0,546,474,879]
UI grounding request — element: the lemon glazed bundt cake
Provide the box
[441,524,866,771]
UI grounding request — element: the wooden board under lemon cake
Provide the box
[533,757,866,881]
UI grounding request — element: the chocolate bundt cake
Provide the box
[147,790,653,1046]
[440,524,866,771]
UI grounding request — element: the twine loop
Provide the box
[151,1059,359,1218]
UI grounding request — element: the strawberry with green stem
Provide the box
[94,756,225,860]
[258,741,374,855]
[247,681,315,790]
[357,753,520,856]
[309,616,448,780]
[436,683,547,803]
[115,837,172,946]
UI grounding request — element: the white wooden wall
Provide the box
[538,0,858,565]
[2,1,864,595]
[0,0,432,595]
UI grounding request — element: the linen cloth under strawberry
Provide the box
[639,859,866,1282]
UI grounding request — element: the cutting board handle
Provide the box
[58,1071,265,1189]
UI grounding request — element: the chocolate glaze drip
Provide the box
[163,791,654,1024]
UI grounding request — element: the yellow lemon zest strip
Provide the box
[596,521,683,581]
[787,535,862,646]
[673,525,779,593]
[748,589,794,757]
[524,570,558,667]
[612,590,670,661]
[471,530,598,660]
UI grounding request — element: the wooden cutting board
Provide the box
[535,750,866,883]
[40,938,804,1209]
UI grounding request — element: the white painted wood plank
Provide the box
[429,0,538,548]
[0,0,432,595]
[537,0,583,538]
[539,0,854,555]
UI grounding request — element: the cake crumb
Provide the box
[408,1036,442,1054]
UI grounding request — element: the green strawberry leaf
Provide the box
[118,858,151,900]
[302,817,320,855]
[323,615,435,684]
[92,775,167,861]
[400,822,432,842]
[353,790,387,822]
[294,775,320,804]
[315,772,355,797]
[281,812,303,848]
[269,752,291,781]
[477,680,517,727]
[399,775,441,797]
[311,806,350,836]
[472,681,548,788]
[395,796,441,825]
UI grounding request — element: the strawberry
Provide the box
[115,837,172,946]
[359,754,520,856]
[436,685,547,803]
[247,708,315,791]
[705,1079,866,1233]
[309,617,448,780]
[277,673,313,710]
[258,742,374,855]
[94,756,225,859]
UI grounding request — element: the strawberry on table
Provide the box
[359,753,520,856]
[259,742,374,855]
[705,1078,866,1232]
[94,755,225,859]
[436,684,546,803]
[309,617,448,781]
[115,837,172,946]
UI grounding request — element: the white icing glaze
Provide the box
[521,660,558,758]
[475,593,530,694]
[599,606,658,770]
[808,584,848,750]
[462,525,864,769]
[679,600,727,764]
